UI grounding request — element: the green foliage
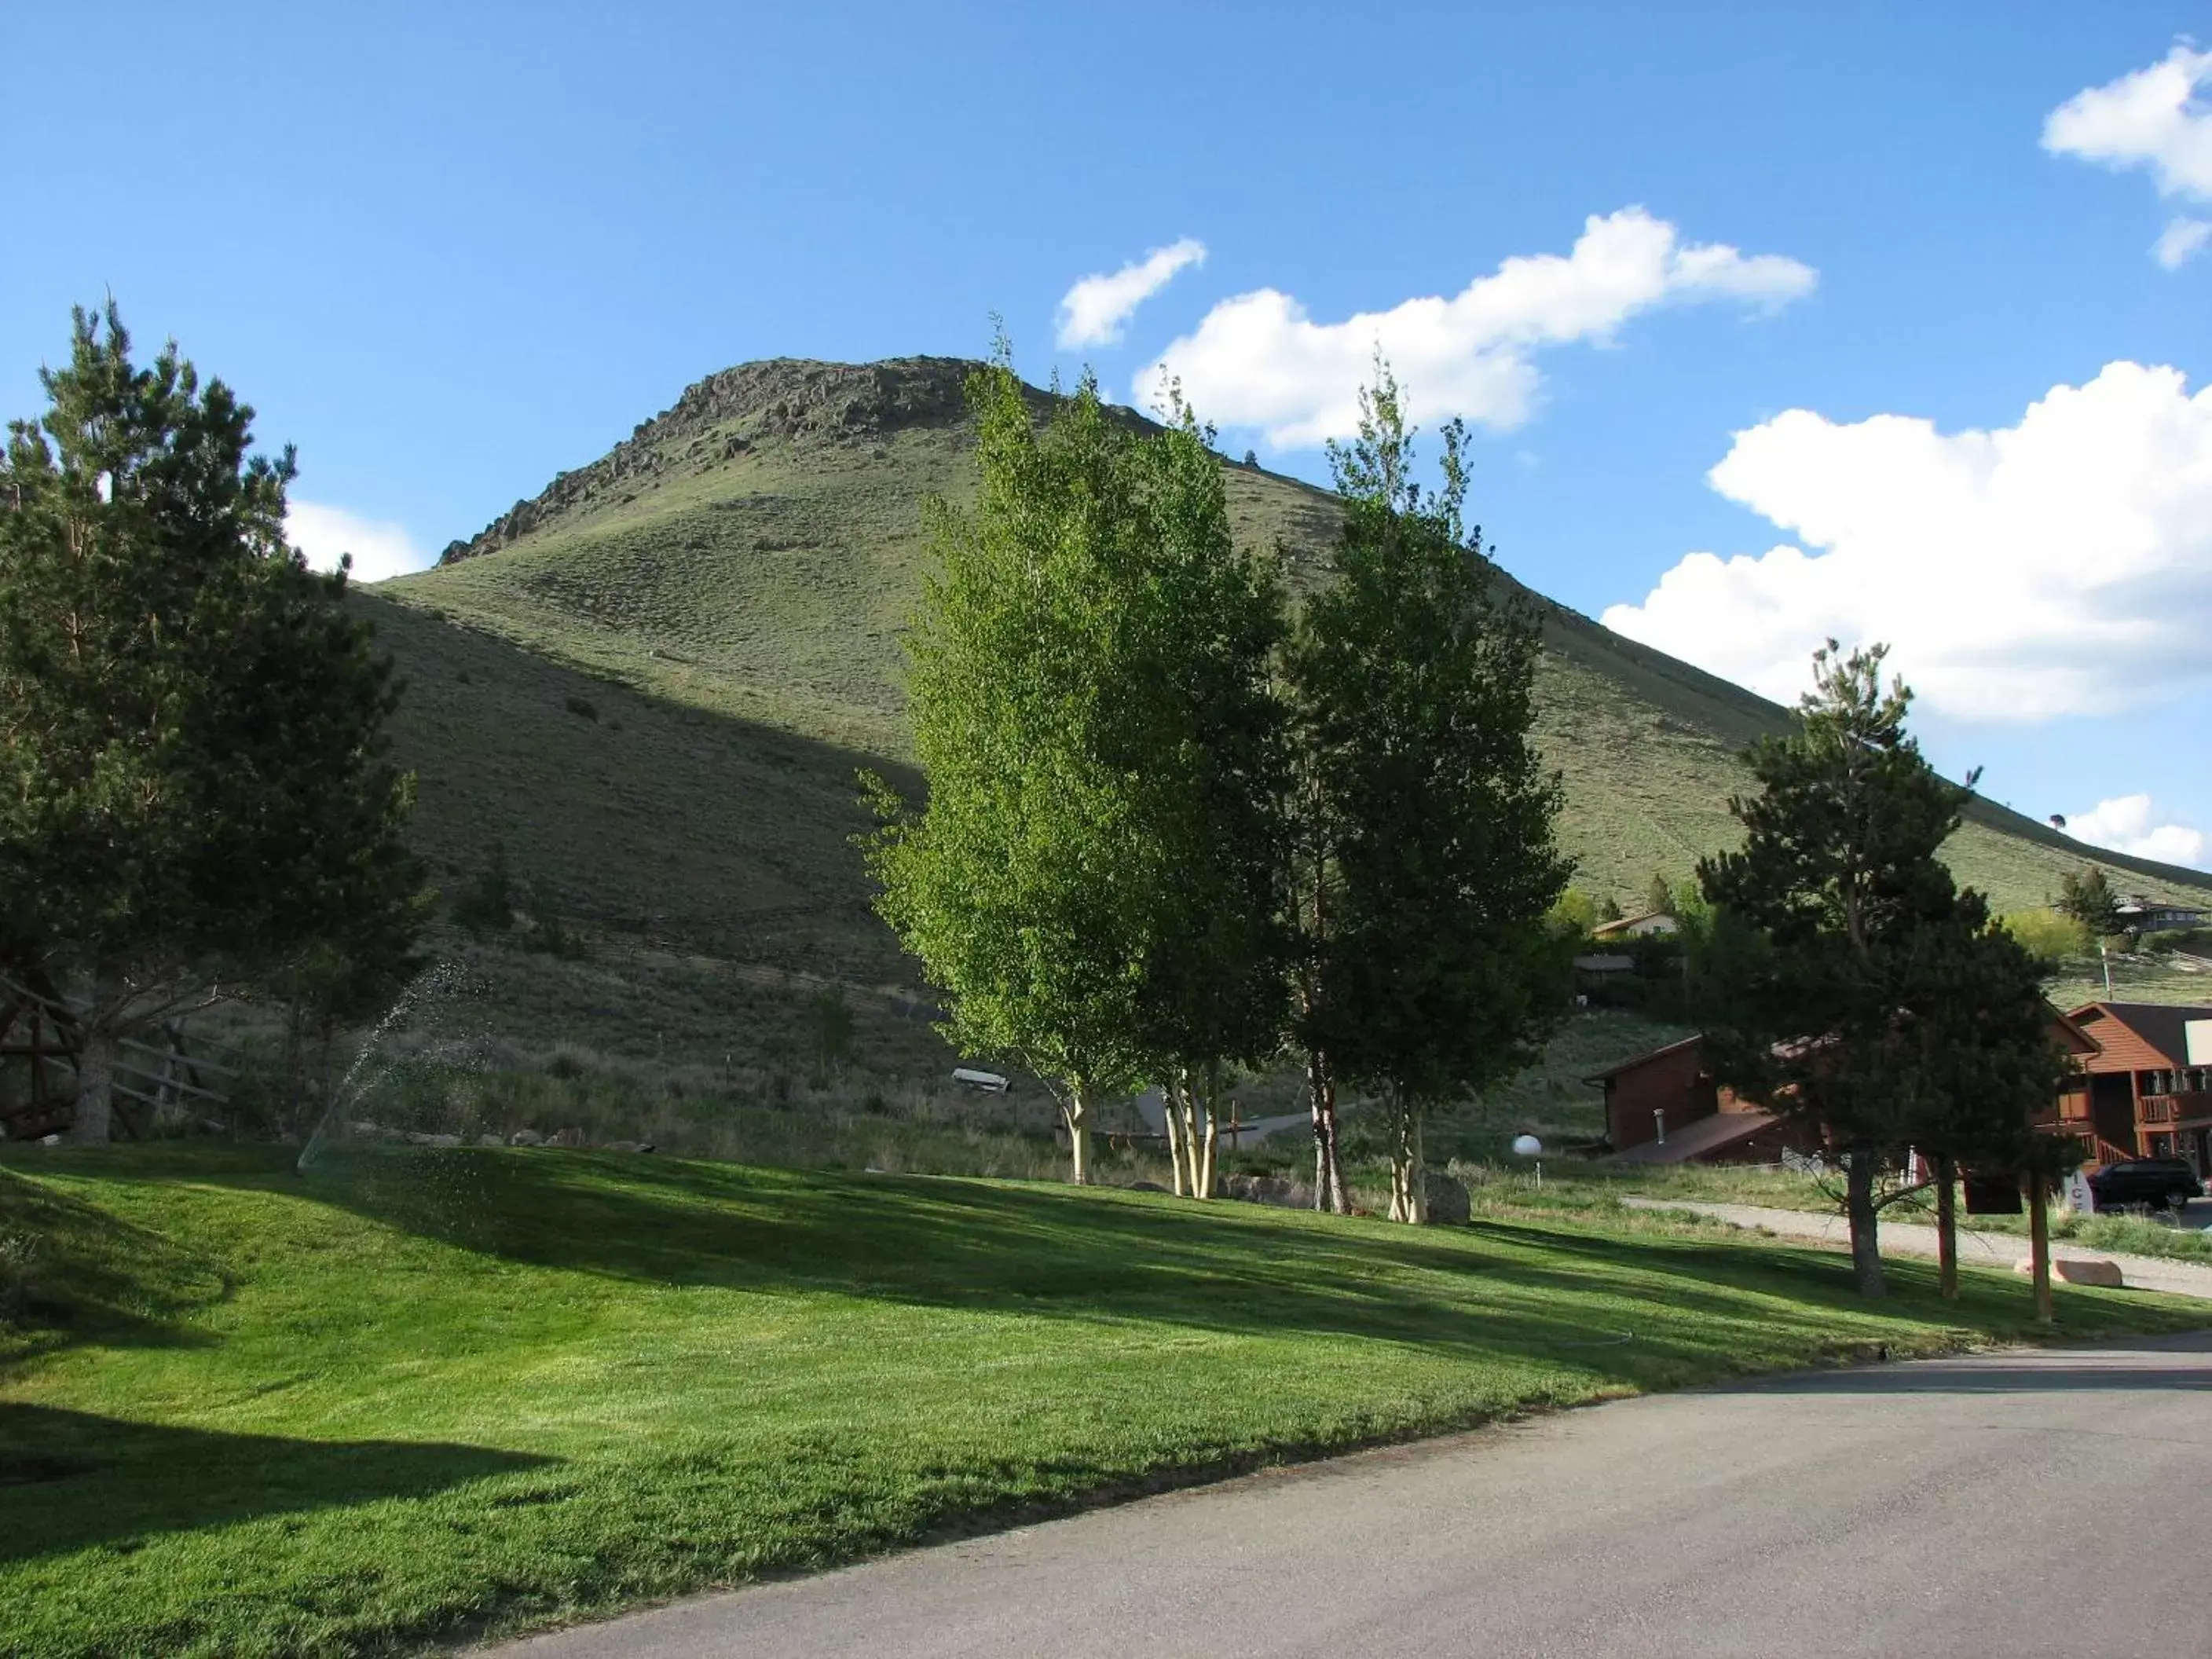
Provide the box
[1291,364,1572,1221]
[863,353,1160,1167]
[1645,872,1675,917]
[2001,908,2091,963]
[867,353,1293,1185]
[2056,864,2124,938]
[1116,391,1294,1170]
[1550,887,1600,936]
[451,842,516,935]
[0,305,423,1134]
[1698,642,2074,1295]
[2143,925,2212,956]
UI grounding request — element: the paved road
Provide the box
[1627,1197,2212,1302]
[492,1335,2212,1659]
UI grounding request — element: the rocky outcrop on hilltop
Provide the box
[438,357,983,566]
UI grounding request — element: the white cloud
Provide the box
[285,500,434,584]
[2044,43,2212,198]
[1601,361,2212,723]
[1131,208,1815,448]
[2063,794,2207,869]
[2155,215,2212,268]
[1056,238,1207,350]
[2045,44,2212,266]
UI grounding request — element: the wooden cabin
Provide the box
[1584,1035,1807,1165]
[2057,1002,2212,1172]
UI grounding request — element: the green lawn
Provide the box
[1452,1158,2212,1266]
[2,1144,2200,1657]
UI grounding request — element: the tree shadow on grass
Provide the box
[280,1148,2166,1376]
[0,1403,555,1563]
[0,1170,225,1377]
[33,1145,2189,1407]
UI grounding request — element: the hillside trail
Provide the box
[1622,1196,2212,1301]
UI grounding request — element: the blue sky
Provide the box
[5,2,2207,872]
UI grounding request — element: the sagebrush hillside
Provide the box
[370,357,2212,1071]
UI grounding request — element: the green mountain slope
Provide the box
[374,357,2211,1063]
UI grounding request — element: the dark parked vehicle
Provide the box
[2088,1158,2203,1211]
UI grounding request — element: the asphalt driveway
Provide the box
[490,1332,2212,1659]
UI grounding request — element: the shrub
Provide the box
[2001,909,2089,963]
[563,694,598,722]
[451,844,515,935]
[2144,927,2212,956]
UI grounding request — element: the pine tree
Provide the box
[0,305,425,1140]
[2056,865,2123,941]
[1700,642,1985,1296]
[1290,365,1570,1223]
[1893,896,2076,1299]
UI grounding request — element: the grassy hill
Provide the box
[361,356,2211,1084]
[2,1143,2191,1657]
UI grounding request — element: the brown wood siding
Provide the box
[2073,1009,2178,1073]
[1604,1041,1719,1152]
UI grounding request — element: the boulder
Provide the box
[1423,1170,1472,1225]
[1218,1173,1316,1209]
[507,1128,545,1147]
[476,1133,505,1148]
[406,1131,463,1148]
[547,1127,586,1148]
[2014,1255,2124,1288]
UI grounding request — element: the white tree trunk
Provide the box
[1386,1090,1426,1225]
[1179,1073,1210,1199]
[1065,1086,1092,1185]
[1160,1078,1187,1196]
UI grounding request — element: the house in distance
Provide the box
[1590,910,1678,942]
[2051,1002,2212,1173]
[1588,1002,2212,1172]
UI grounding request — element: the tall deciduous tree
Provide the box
[1290,368,1570,1223]
[1122,394,1293,1200]
[0,306,424,1141]
[863,354,1152,1182]
[869,353,1294,1189]
[1699,642,1986,1297]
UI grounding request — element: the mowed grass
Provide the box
[3,1145,2200,1657]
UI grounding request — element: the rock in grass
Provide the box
[1218,1173,1315,1209]
[507,1128,545,1147]
[1423,1171,1472,1225]
[2015,1255,2123,1288]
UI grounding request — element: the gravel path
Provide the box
[1623,1196,2212,1301]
